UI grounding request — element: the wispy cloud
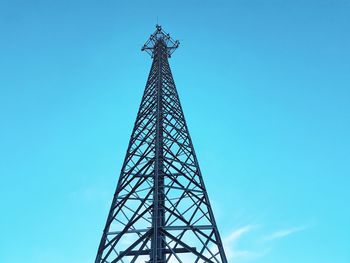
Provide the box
[263,226,307,241]
[223,225,266,261]
[224,225,256,245]
[222,224,307,262]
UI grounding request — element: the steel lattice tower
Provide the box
[95,25,228,263]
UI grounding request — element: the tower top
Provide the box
[141,25,180,58]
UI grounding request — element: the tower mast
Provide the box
[95,25,227,263]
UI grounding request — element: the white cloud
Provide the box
[263,226,307,241]
[222,224,306,261]
[222,225,264,261]
[224,225,256,245]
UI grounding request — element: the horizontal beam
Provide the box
[122,247,196,256]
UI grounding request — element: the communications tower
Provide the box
[95,25,228,263]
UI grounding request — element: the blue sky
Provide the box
[0,0,349,262]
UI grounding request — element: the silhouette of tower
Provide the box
[95,25,228,263]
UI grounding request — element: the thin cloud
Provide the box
[222,225,265,261]
[224,225,256,244]
[263,226,307,241]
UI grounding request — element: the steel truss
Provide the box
[95,25,228,263]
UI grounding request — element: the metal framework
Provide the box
[95,25,228,263]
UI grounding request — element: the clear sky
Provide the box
[0,0,349,262]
